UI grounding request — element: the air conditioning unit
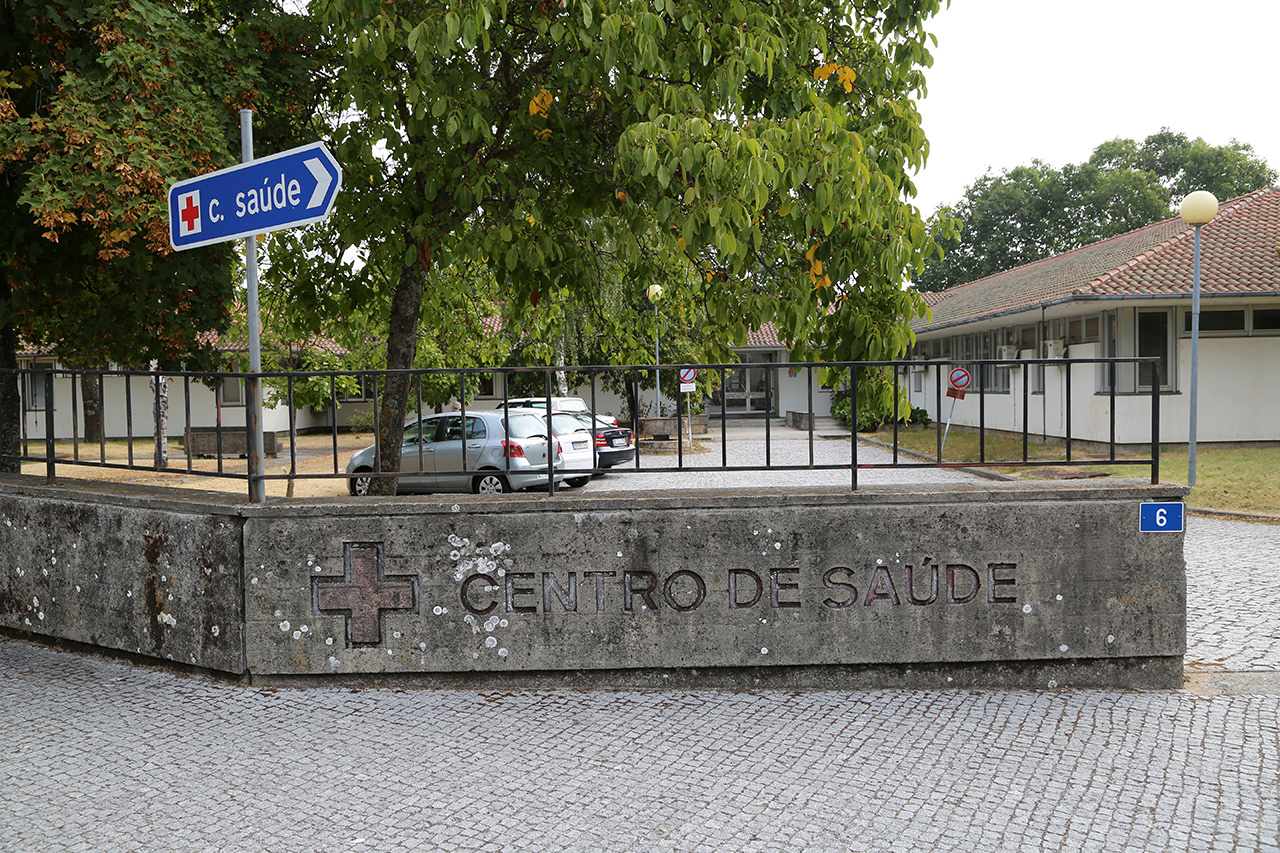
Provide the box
[1043,339,1066,359]
[909,363,927,374]
[997,346,1018,360]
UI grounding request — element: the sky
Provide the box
[911,0,1280,216]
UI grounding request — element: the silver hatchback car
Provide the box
[346,410,562,495]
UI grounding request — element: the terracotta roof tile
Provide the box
[743,324,783,348]
[916,187,1280,331]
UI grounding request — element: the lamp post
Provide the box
[647,283,663,416]
[1179,190,1218,487]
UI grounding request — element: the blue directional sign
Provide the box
[1139,501,1184,533]
[168,142,342,251]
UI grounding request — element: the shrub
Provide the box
[347,408,376,435]
[830,395,852,429]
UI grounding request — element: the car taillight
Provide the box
[501,440,526,459]
[556,439,563,455]
[595,433,608,448]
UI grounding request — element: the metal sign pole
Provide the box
[241,109,267,503]
[687,390,693,448]
[941,393,958,458]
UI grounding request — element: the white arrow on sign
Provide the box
[305,157,332,209]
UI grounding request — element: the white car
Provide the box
[499,396,617,425]
[548,412,596,488]
[495,407,596,488]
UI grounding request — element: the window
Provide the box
[219,376,244,407]
[1084,316,1100,341]
[336,374,376,403]
[1137,310,1171,390]
[972,331,1009,394]
[24,365,53,412]
[464,372,497,398]
[1254,309,1280,332]
[1183,309,1246,334]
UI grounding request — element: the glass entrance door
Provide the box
[713,353,777,415]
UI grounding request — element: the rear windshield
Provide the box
[504,413,546,439]
[551,413,586,434]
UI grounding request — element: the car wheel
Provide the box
[473,472,509,495]
[350,468,373,496]
[566,475,591,488]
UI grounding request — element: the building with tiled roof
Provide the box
[903,187,1280,446]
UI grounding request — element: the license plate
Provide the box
[573,440,588,450]
[610,437,627,447]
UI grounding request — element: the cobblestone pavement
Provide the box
[2,639,1277,853]
[3,491,1280,851]
[1185,516,1280,673]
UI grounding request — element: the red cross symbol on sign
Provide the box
[314,543,417,645]
[178,191,201,236]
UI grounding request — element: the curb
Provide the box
[1187,507,1280,524]
[856,436,1017,482]
[859,436,1280,523]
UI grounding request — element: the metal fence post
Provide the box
[43,369,55,483]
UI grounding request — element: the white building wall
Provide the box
[1160,336,1280,442]
[775,365,834,418]
[905,333,1280,446]
[19,372,350,442]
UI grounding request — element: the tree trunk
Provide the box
[0,341,20,473]
[367,258,426,496]
[151,361,168,469]
[0,275,22,473]
[285,413,297,498]
[553,337,568,396]
[81,372,103,444]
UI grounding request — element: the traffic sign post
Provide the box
[941,365,972,458]
[678,367,697,394]
[169,112,343,502]
[678,368,697,446]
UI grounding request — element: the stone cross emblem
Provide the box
[314,543,417,645]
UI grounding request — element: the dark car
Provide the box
[572,413,635,469]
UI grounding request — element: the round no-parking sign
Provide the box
[948,366,971,390]
[678,367,697,383]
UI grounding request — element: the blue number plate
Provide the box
[1139,502,1184,533]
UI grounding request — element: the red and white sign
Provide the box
[948,367,971,390]
[177,190,202,237]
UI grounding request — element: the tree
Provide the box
[0,0,323,454]
[293,0,944,493]
[915,129,1277,291]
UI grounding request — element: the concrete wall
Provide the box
[0,485,244,672]
[0,478,1187,688]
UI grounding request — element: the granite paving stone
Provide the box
[2,496,1278,851]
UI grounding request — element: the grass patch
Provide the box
[866,425,1280,517]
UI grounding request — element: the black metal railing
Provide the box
[0,358,1161,500]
